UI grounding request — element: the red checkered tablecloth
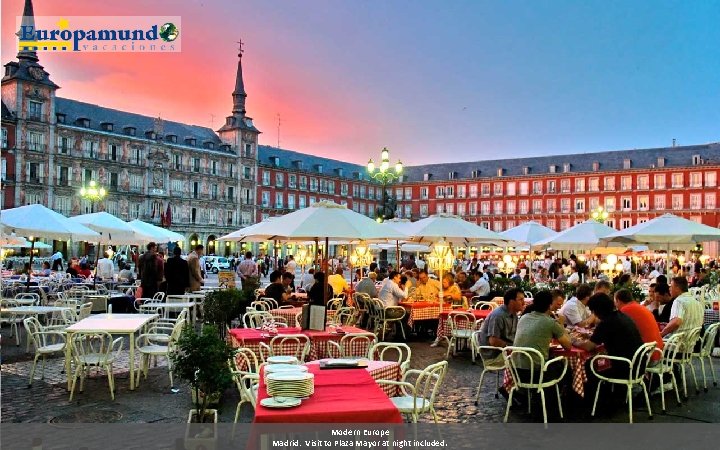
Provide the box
[270,307,336,327]
[399,302,452,327]
[305,360,400,397]
[436,310,491,340]
[503,346,593,397]
[704,309,719,326]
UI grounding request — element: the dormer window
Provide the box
[76,117,90,128]
[563,163,571,173]
[166,134,177,143]
[145,130,156,140]
[335,168,344,177]
[592,161,600,171]
[203,141,215,150]
[423,173,432,181]
[185,137,196,146]
[315,164,323,174]
[292,160,303,170]
[692,154,702,166]
[549,165,557,174]
[271,156,280,167]
[220,144,231,152]
[448,171,457,180]
[55,113,66,124]
[657,157,665,168]
[523,167,530,175]
[471,169,481,178]
[496,168,504,177]
[100,122,113,132]
[623,159,632,169]
[123,126,136,136]
[353,172,360,180]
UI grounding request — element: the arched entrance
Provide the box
[207,235,217,255]
[189,233,199,251]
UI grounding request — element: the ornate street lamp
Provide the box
[427,239,454,313]
[590,205,609,223]
[79,180,107,213]
[349,241,373,278]
[367,147,403,223]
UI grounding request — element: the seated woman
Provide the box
[39,261,52,277]
[77,262,93,279]
[308,271,334,306]
[441,273,466,309]
[118,262,135,283]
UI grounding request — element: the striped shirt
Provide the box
[669,292,704,336]
[237,258,257,279]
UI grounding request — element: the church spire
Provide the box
[16,0,39,63]
[232,40,247,116]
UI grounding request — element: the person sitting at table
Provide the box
[593,280,612,295]
[559,284,596,328]
[455,271,472,290]
[614,288,663,364]
[648,282,673,324]
[404,270,418,289]
[378,271,408,307]
[660,276,704,339]
[77,262,93,279]
[510,269,523,284]
[118,262,135,283]
[264,270,290,306]
[549,289,566,326]
[328,267,349,296]
[96,254,114,280]
[475,287,524,364]
[164,246,190,295]
[281,272,295,295]
[39,261,52,277]
[299,268,315,291]
[468,271,490,299]
[66,260,79,277]
[413,269,441,300]
[355,271,378,298]
[440,273,465,309]
[309,271,334,306]
[567,265,581,285]
[572,293,645,404]
[512,290,572,382]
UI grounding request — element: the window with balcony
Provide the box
[310,178,318,192]
[519,182,529,196]
[404,187,412,200]
[574,178,585,193]
[211,184,218,200]
[604,176,615,191]
[436,204,445,214]
[706,193,716,209]
[690,193,701,210]
[532,181,542,195]
[546,219,556,231]
[109,172,118,189]
[83,168,94,183]
[57,136,71,154]
[396,188,403,201]
[171,179,183,195]
[192,182,199,199]
[672,173,683,188]
[493,201,503,215]
[404,204,412,218]
[227,186,234,201]
[227,210,234,225]
[469,184,478,198]
[690,172,702,188]
[493,183,503,196]
[637,175,649,190]
[621,197,631,210]
[419,186,428,200]
[605,197,615,212]
[519,200,529,214]
[507,201,516,214]
[589,197,599,210]
[340,182,348,196]
[561,219,571,230]
[588,177,599,192]
[275,193,284,209]
[262,170,270,186]
[244,143,252,158]
[288,174,297,189]
[638,196,648,211]
[1,127,7,149]
[672,194,683,210]
[574,199,585,213]
[654,174,666,189]
[533,199,542,213]
[109,144,118,161]
[211,161,218,175]
[446,186,455,198]
[243,166,252,180]
[506,220,516,229]
[320,179,328,193]
[228,163,234,178]
[560,179,570,193]
[275,172,284,187]
[547,180,556,194]
[481,201,490,215]
[480,221,490,230]
[546,199,556,213]
[261,191,270,207]
[193,158,201,173]
[446,203,455,215]
[298,195,306,208]
[309,196,316,205]
[191,208,197,224]
[54,196,71,215]
[621,219,632,229]
[654,195,665,210]
[352,185,359,197]
[368,204,375,216]
[705,171,717,187]
[28,101,42,121]
[328,181,335,195]
[420,204,429,217]
[493,221,503,232]
[130,174,144,192]
[456,185,466,198]
[57,166,70,186]
[469,202,478,215]
[561,199,570,213]
[507,182,516,196]
[436,186,446,198]
[620,176,632,191]
[481,183,490,196]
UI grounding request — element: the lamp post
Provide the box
[349,241,373,280]
[367,147,403,223]
[427,239,454,313]
[79,180,107,213]
[590,206,609,223]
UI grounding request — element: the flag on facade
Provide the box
[166,204,172,228]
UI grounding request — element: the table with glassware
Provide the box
[398,301,452,327]
[269,307,337,327]
[63,313,158,391]
[436,309,492,341]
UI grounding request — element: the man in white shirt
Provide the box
[299,268,315,291]
[285,255,298,275]
[96,256,114,280]
[51,251,64,271]
[567,266,581,285]
[468,271,490,297]
[378,271,407,307]
[416,257,426,271]
[559,284,595,327]
[661,276,704,339]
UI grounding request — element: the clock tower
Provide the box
[217,44,260,226]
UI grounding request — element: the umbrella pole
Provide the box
[666,243,671,277]
[438,266,444,314]
[323,237,330,306]
[396,240,400,269]
[26,239,36,292]
[314,238,319,272]
[93,240,101,288]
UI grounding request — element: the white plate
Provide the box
[265,364,308,374]
[260,397,301,408]
[267,356,299,364]
[266,372,314,382]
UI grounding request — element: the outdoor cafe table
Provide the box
[64,313,158,391]
[503,345,594,397]
[436,309,492,341]
[229,326,368,361]
[254,361,403,423]
[270,307,337,327]
[305,360,401,397]
[399,301,452,327]
[155,301,197,324]
[0,305,72,346]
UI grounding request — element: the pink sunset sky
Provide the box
[3,0,720,165]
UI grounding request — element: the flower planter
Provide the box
[185,409,217,450]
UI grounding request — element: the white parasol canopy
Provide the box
[222,201,408,242]
[600,213,720,248]
[2,239,52,249]
[533,219,617,251]
[501,221,558,246]
[0,204,100,241]
[405,214,510,246]
[127,219,185,243]
[0,232,26,246]
[70,212,154,244]
[218,217,278,242]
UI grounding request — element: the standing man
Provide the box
[165,246,190,295]
[138,242,160,299]
[187,244,205,292]
[51,250,64,271]
[237,251,258,281]
[96,252,115,280]
[285,255,298,276]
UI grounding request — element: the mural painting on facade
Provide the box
[120,169,130,190]
[152,162,164,189]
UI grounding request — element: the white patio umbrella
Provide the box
[501,221,558,246]
[0,232,26,246]
[405,214,510,246]
[2,239,52,249]
[70,212,153,245]
[532,219,617,251]
[599,213,720,269]
[127,219,185,243]
[218,217,278,242]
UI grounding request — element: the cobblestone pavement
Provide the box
[3,319,719,424]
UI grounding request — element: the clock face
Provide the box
[29,67,44,80]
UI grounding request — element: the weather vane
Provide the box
[237,39,244,54]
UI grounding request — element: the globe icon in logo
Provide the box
[159,23,179,42]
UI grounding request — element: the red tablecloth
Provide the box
[399,302,452,327]
[306,360,400,397]
[254,363,403,423]
[436,309,491,340]
[229,326,368,361]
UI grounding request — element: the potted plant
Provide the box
[171,324,235,424]
[203,288,248,338]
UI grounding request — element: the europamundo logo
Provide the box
[17,16,182,52]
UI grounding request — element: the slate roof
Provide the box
[55,97,233,153]
[1,101,13,120]
[258,145,373,181]
[401,143,720,182]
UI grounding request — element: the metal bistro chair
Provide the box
[258,334,311,363]
[590,341,656,423]
[373,299,406,341]
[472,342,507,405]
[444,311,478,360]
[370,342,412,375]
[231,348,261,423]
[332,307,360,327]
[69,331,124,401]
[472,301,496,311]
[672,326,703,398]
[23,317,67,386]
[327,332,377,359]
[377,360,448,423]
[646,333,684,412]
[503,346,568,424]
[693,323,720,391]
[135,318,186,388]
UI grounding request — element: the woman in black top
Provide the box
[309,272,333,306]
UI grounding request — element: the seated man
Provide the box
[263,270,290,306]
[614,288,663,364]
[468,271,490,299]
[475,288,524,364]
[513,290,572,382]
[299,268,315,291]
[327,267,349,296]
[413,269,441,300]
[378,271,408,307]
[661,276,704,338]
[355,271,378,298]
[649,283,674,324]
[559,284,595,328]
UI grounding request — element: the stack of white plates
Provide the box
[267,355,299,365]
[266,372,315,398]
[264,364,308,374]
